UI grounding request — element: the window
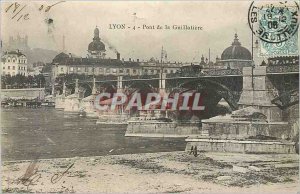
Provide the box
[70,67,74,72]
[99,68,103,72]
[85,67,88,72]
[112,69,117,73]
[13,66,15,70]
[164,70,167,73]
[3,67,5,70]
[126,69,130,73]
[133,69,136,74]
[8,66,10,70]
[7,59,10,62]
[157,70,160,73]
[119,69,124,73]
[106,68,110,73]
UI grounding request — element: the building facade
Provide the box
[217,33,252,69]
[52,27,182,79]
[1,50,28,76]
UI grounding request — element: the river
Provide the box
[1,108,186,161]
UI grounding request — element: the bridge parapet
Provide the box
[166,69,242,78]
[123,74,159,80]
[266,65,299,74]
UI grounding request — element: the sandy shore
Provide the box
[2,151,299,193]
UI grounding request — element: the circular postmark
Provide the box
[248,1,299,43]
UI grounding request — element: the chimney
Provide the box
[137,59,139,62]
[117,52,120,60]
[129,58,131,62]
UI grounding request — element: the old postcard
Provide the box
[1,0,299,193]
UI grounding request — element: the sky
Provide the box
[1,1,255,63]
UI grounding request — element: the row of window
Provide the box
[59,67,178,74]
[3,66,26,70]
[5,58,27,63]
[2,71,26,76]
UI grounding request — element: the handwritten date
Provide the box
[5,1,65,22]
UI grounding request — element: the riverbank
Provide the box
[2,151,299,193]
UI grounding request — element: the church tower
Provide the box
[87,26,106,59]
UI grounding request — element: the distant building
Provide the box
[216,33,252,69]
[7,35,30,51]
[178,33,252,73]
[1,50,28,76]
[87,27,106,59]
[28,62,46,76]
[52,27,182,79]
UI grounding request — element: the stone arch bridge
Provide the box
[54,65,299,115]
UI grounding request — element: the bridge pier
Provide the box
[80,77,98,118]
[186,66,297,154]
[55,82,66,110]
[238,66,282,122]
[96,75,129,124]
[159,73,166,94]
[64,79,81,113]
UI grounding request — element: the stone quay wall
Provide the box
[1,88,45,100]
[185,139,296,154]
[125,121,202,137]
[202,121,291,140]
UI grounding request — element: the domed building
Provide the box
[88,26,106,59]
[51,27,182,80]
[217,33,252,69]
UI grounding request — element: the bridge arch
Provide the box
[78,82,93,98]
[176,78,239,110]
[125,81,156,94]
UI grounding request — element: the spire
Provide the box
[232,33,241,46]
[62,35,65,52]
[201,55,204,62]
[93,26,100,41]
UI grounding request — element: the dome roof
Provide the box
[221,34,251,61]
[88,27,106,52]
[88,41,105,52]
[53,52,69,63]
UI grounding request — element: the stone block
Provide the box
[232,165,249,173]
[249,166,260,172]
[216,176,232,181]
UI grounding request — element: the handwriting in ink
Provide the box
[5,1,66,22]
[51,163,74,184]
[15,161,42,189]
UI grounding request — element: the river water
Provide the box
[1,108,186,161]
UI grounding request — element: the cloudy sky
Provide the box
[1,1,255,62]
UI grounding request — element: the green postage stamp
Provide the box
[248,1,299,56]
